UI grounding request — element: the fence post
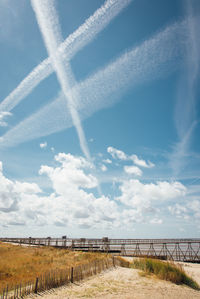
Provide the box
[5,285,8,299]
[113,256,115,267]
[34,277,39,294]
[94,260,96,274]
[71,267,74,283]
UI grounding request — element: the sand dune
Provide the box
[28,262,200,299]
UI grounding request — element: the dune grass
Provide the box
[132,258,200,290]
[0,242,107,292]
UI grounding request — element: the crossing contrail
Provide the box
[0,0,132,113]
[0,18,189,148]
[31,0,92,160]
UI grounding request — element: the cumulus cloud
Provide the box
[124,165,142,176]
[0,161,41,216]
[103,158,112,164]
[168,204,188,219]
[107,146,155,178]
[107,146,154,168]
[15,181,41,194]
[40,142,47,149]
[116,179,186,208]
[38,153,119,228]
[107,146,127,160]
[39,153,98,192]
[100,164,107,172]
[0,152,190,231]
[168,185,200,223]
[130,154,155,168]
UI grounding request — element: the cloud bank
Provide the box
[0,150,190,233]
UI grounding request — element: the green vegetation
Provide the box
[132,258,200,290]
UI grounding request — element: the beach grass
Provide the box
[0,241,107,292]
[132,258,200,290]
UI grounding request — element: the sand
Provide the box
[27,260,200,299]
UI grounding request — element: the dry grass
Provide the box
[0,242,107,292]
[132,258,200,290]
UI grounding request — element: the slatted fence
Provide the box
[0,256,127,299]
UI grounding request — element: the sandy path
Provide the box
[28,265,200,299]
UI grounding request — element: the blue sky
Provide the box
[0,0,200,238]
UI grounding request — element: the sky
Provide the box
[0,0,200,239]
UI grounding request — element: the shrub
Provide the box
[132,258,199,290]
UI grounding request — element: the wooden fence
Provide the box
[0,256,129,299]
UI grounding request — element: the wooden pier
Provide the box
[1,237,200,262]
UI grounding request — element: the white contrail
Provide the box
[0,93,71,148]
[0,0,132,113]
[31,0,91,160]
[0,111,12,127]
[171,0,200,176]
[0,19,190,148]
[169,121,197,176]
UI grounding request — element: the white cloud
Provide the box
[103,158,112,164]
[107,146,154,168]
[39,153,98,192]
[0,152,192,232]
[15,182,41,194]
[130,154,155,168]
[188,199,200,211]
[107,146,154,176]
[101,164,107,172]
[168,186,200,223]
[116,179,186,208]
[168,204,188,218]
[0,161,41,216]
[107,146,127,160]
[40,142,47,149]
[124,165,142,176]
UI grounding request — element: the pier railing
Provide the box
[1,237,200,262]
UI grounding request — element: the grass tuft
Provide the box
[132,258,200,290]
